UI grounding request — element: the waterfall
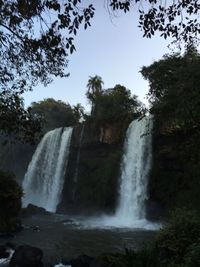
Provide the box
[115,116,153,225]
[85,116,156,229]
[72,124,85,201]
[22,127,73,212]
[74,124,85,183]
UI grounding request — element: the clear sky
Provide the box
[23,1,171,111]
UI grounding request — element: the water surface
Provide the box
[0,214,158,265]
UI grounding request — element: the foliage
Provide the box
[155,208,200,266]
[108,0,200,45]
[0,170,22,233]
[183,242,200,267]
[94,84,146,126]
[141,46,200,132]
[93,248,158,267]
[0,92,41,143]
[1,0,199,138]
[30,98,79,133]
[148,121,200,216]
[0,0,95,137]
[75,144,122,212]
[86,75,104,114]
[1,0,95,93]
[72,103,85,123]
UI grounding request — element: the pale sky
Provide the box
[23,1,171,110]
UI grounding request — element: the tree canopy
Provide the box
[0,92,41,143]
[109,0,200,44]
[30,98,80,133]
[1,0,199,139]
[89,83,146,125]
[141,46,200,132]
[86,75,104,114]
[0,0,94,139]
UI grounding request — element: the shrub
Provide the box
[0,171,22,232]
[154,208,200,266]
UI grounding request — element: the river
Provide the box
[0,213,157,266]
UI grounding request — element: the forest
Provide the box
[0,0,200,267]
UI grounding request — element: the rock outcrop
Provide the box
[57,120,126,214]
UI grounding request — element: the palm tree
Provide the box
[86,75,104,114]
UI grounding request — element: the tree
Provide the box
[0,171,22,233]
[0,92,41,143]
[94,84,146,125]
[1,0,95,93]
[1,0,199,138]
[30,98,77,133]
[0,0,95,138]
[108,0,200,45]
[72,103,85,122]
[86,75,104,114]
[141,46,200,132]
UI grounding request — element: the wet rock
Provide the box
[0,245,9,259]
[21,204,50,217]
[9,245,43,267]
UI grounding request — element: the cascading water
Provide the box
[22,127,73,212]
[114,116,153,226]
[72,124,85,200]
[83,116,158,229]
[74,124,85,183]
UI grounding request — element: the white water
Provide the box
[79,116,160,230]
[0,249,14,266]
[22,127,73,212]
[115,116,153,225]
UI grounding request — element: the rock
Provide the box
[5,243,16,250]
[0,245,9,259]
[9,245,43,267]
[90,255,109,267]
[21,204,50,217]
[146,200,165,221]
[63,255,94,267]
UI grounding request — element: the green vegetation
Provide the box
[75,144,122,212]
[94,84,145,125]
[96,209,200,267]
[0,171,22,233]
[141,46,200,215]
[85,77,145,135]
[30,98,82,133]
[1,0,198,140]
[64,81,145,213]
[141,46,200,132]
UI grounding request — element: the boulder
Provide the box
[0,245,9,259]
[21,204,50,217]
[9,245,43,267]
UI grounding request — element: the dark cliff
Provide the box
[57,120,125,215]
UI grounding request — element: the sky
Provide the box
[23,1,172,111]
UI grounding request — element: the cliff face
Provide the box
[58,121,125,214]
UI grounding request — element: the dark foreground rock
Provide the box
[21,204,50,218]
[63,255,94,267]
[0,245,9,259]
[10,245,43,267]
